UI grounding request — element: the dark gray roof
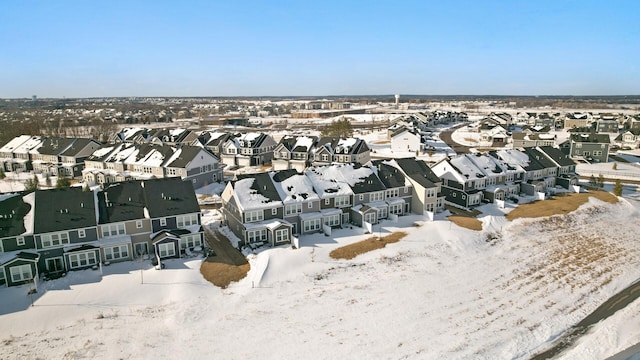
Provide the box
[235,172,282,203]
[523,147,557,170]
[0,193,31,238]
[142,178,201,218]
[165,146,213,168]
[271,169,298,183]
[97,181,147,224]
[37,137,76,156]
[538,146,576,167]
[60,138,100,157]
[33,187,97,233]
[373,162,407,189]
[349,170,386,194]
[394,158,440,188]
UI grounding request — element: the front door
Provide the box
[46,257,65,273]
[134,243,149,257]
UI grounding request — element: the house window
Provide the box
[284,204,302,216]
[104,245,129,261]
[160,218,167,226]
[321,154,329,162]
[158,243,176,258]
[180,235,202,249]
[593,151,602,156]
[323,214,340,227]
[10,264,32,282]
[389,203,403,215]
[272,208,277,215]
[246,229,267,243]
[101,223,125,237]
[386,188,399,198]
[364,212,376,224]
[308,202,313,209]
[275,228,289,243]
[177,214,199,227]
[359,194,364,201]
[41,232,70,248]
[68,252,97,269]
[245,210,264,223]
[378,207,388,219]
[16,237,25,246]
[369,192,384,202]
[304,218,321,232]
[78,229,86,238]
[335,196,350,207]
[325,198,330,205]
[136,220,143,229]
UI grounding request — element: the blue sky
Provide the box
[1,0,638,97]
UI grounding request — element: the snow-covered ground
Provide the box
[1,194,639,359]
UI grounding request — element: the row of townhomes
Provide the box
[197,131,277,167]
[0,177,203,287]
[0,135,102,176]
[221,158,444,247]
[272,136,371,172]
[432,146,577,208]
[82,143,222,188]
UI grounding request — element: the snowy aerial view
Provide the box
[2,1,640,359]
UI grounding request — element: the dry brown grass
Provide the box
[200,229,250,288]
[506,191,618,221]
[330,232,407,260]
[464,138,479,143]
[373,140,390,144]
[448,216,483,231]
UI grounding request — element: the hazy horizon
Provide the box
[1,0,638,98]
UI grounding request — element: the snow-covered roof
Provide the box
[270,172,319,204]
[494,149,530,168]
[293,136,315,151]
[234,178,281,211]
[12,136,43,154]
[0,135,31,153]
[305,165,355,198]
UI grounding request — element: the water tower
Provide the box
[394,94,400,109]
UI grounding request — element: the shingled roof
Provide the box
[33,187,97,234]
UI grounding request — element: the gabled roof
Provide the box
[305,165,355,198]
[270,169,319,203]
[164,146,216,168]
[0,135,32,154]
[537,146,576,167]
[33,187,97,233]
[348,168,386,194]
[0,193,31,238]
[141,178,201,218]
[12,136,43,154]
[233,172,282,211]
[59,138,101,157]
[97,181,147,224]
[373,162,409,188]
[35,137,76,156]
[393,158,440,188]
[522,147,557,170]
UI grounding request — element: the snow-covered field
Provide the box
[1,195,640,359]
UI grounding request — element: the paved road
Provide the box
[606,342,640,360]
[438,122,472,154]
[531,279,640,359]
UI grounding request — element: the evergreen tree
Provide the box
[83,183,91,192]
[589,175,597,187]
[56,176,71,189]
[597,174,605,188]
[613,179,623,196]
[45,173,52,187]
[612,162,618,170]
